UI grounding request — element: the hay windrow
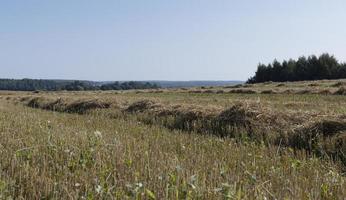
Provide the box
[19,96,298,141]
[332,81,346,87]
[295,89,311,94]
[211,103,261,138]
[26,97,58,109]
[290,120,346,142]
[7,94,346,167]
[288,120,346,165]
[334,87,346,95]
[308,83,320,87]
[124,100,291,141]
[317,89,332,95]
[124,100,346,165]
[203,90,215,94]
[23,96,112,114]
[228,89,257,94]
[188,90,203,94]
[281,89,294,94]
[64,99,111,114]
[124,99,162,113]
[261,90,276,94]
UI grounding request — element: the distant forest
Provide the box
[0,79,160,91]
[247,54,346,83]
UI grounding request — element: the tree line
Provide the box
[247,54,346,83]
[100,81,159,90]
[0,79,160,91]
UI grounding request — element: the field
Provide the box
[1,79,346,199]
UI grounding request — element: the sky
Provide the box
[0,0,346,81]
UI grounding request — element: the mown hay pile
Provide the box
[295,89,311,94]
[65,99,111,114]
[123,100,346,165]
[26,97,63,110]
[24,96,111,114]
[317,89,332,95]
[125,100,161,113]
[203,90,215,94]
[217,104,252,126]
[288,120,346,165]
[334,87,346,95]
[332,81,346,87]
[211,104,259,138]
[261,90,276,94]
[124,100,288,141]
[124,100,218,132]
[228,89,257,94]
[308,83,320,87]
[188,90,203,94]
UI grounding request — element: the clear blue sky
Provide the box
[1,0,345,81]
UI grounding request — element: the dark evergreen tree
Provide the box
[247,54,346,83]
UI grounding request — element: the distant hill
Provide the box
[0,78,243,91]
[149,81,243,88]
[0,79,158,91]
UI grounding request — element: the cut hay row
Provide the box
[186,86,346,96]
[125,99,286,140]
[288,120,346,165]
[22,96,111,114]
[4,95,346,167]
[123,100,346,167]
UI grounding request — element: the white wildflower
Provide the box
[95,185,102,193]
[94,130,102,138]
[64,149,70,153]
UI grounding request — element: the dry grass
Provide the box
[179,79,346,96]
[1,79,346,199]
[1,101,346,199]
[6,92,346,168]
